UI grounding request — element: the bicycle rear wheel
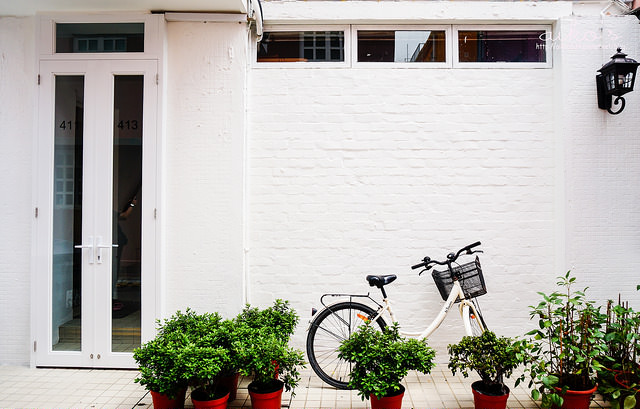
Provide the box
[306,301,386,389]
[463,303,486,336]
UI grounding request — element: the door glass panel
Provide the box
[112,75,143,352]
[52,76,84,351]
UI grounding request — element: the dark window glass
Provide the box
[358,30,446,63]
[458,30,546,63]
[258,31,344,62]
[56,23,144,53]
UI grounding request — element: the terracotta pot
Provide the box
[248,380,284,409]
[150,388,186,409]
[370,384,405,409]
[615,372,640,392]
[215,373,240,401]
[191,387,230,409]
[614,372,640,409]
[553,384,597,409]
[471,381,509,409]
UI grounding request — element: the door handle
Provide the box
[95,236,118,264]
[74,236,95,264]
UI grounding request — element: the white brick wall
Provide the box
[164,21,248,319]
[248,62,557,357]
[558,16,640,308]
[247,6,640,361]
[0,16,35,366]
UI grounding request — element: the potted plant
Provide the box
[597,290,640,409]
[233,300,306,409]
[338,323,436,409]
[134,311,194,409]
[134,309,238,409]
[179,312,236,409]
[522,271,607,409]
[448,330,527,409]
[183,343,232,409]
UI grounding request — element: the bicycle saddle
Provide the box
[366,274,397,288]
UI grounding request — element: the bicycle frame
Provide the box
[367,279,484,338]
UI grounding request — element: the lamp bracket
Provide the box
[607,96,626,115]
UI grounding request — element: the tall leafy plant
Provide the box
[598,289,640,409]
[522,272,606,408]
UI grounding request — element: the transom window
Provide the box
[257,31,345,62]
[457,29,546,63]
[56,23,144,53]
[357,30,446,63]
[255,25,551,68]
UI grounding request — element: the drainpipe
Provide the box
[248,0,263,42]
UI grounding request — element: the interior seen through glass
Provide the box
[56,23,144,53]
[357,30,446,62]
[52,75,84,352]
[112,75,143,352]
[458,30,546,63]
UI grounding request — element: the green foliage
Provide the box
[233,327,305,392]
[448,331,527,395]
[233,300,306,394]
[597,297,640,409]
[133,310,197,398]
[235,299,299,341]
[521,272,607,408]
[338,323,436,400]
[134,309,235,400]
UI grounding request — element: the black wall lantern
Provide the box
[596,48,639,115]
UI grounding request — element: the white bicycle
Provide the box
[306,241,488,389]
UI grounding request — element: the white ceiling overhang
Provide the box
[0,0,248,16]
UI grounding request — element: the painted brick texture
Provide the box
[0,16,35,366]
[164,21,247,319]
[559,16,640,307]
[246,11,640,359]
[248,65,557,356]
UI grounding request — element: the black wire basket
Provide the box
[431,256,486,302]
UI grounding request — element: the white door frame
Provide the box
[32,14,164,368]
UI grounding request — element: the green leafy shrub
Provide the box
[233,326,305,393]
[233,300,306,394]
[134,311,195,398]
[235,299,298,341]
[448,330,527,396]
[338,323,436,400]
[134,309,235,401]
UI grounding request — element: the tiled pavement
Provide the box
[0,366,610,409]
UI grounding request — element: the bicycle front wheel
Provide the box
[463,303,486,336]
[306,301,386,389]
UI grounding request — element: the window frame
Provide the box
[253,25,351,68]
[253,24,552,69]
[37,14,163,60]
[352,25,452,69]
[452,24,552,69]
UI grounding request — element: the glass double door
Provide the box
[36,60,158,368]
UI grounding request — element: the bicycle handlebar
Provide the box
[411,241,482,271]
